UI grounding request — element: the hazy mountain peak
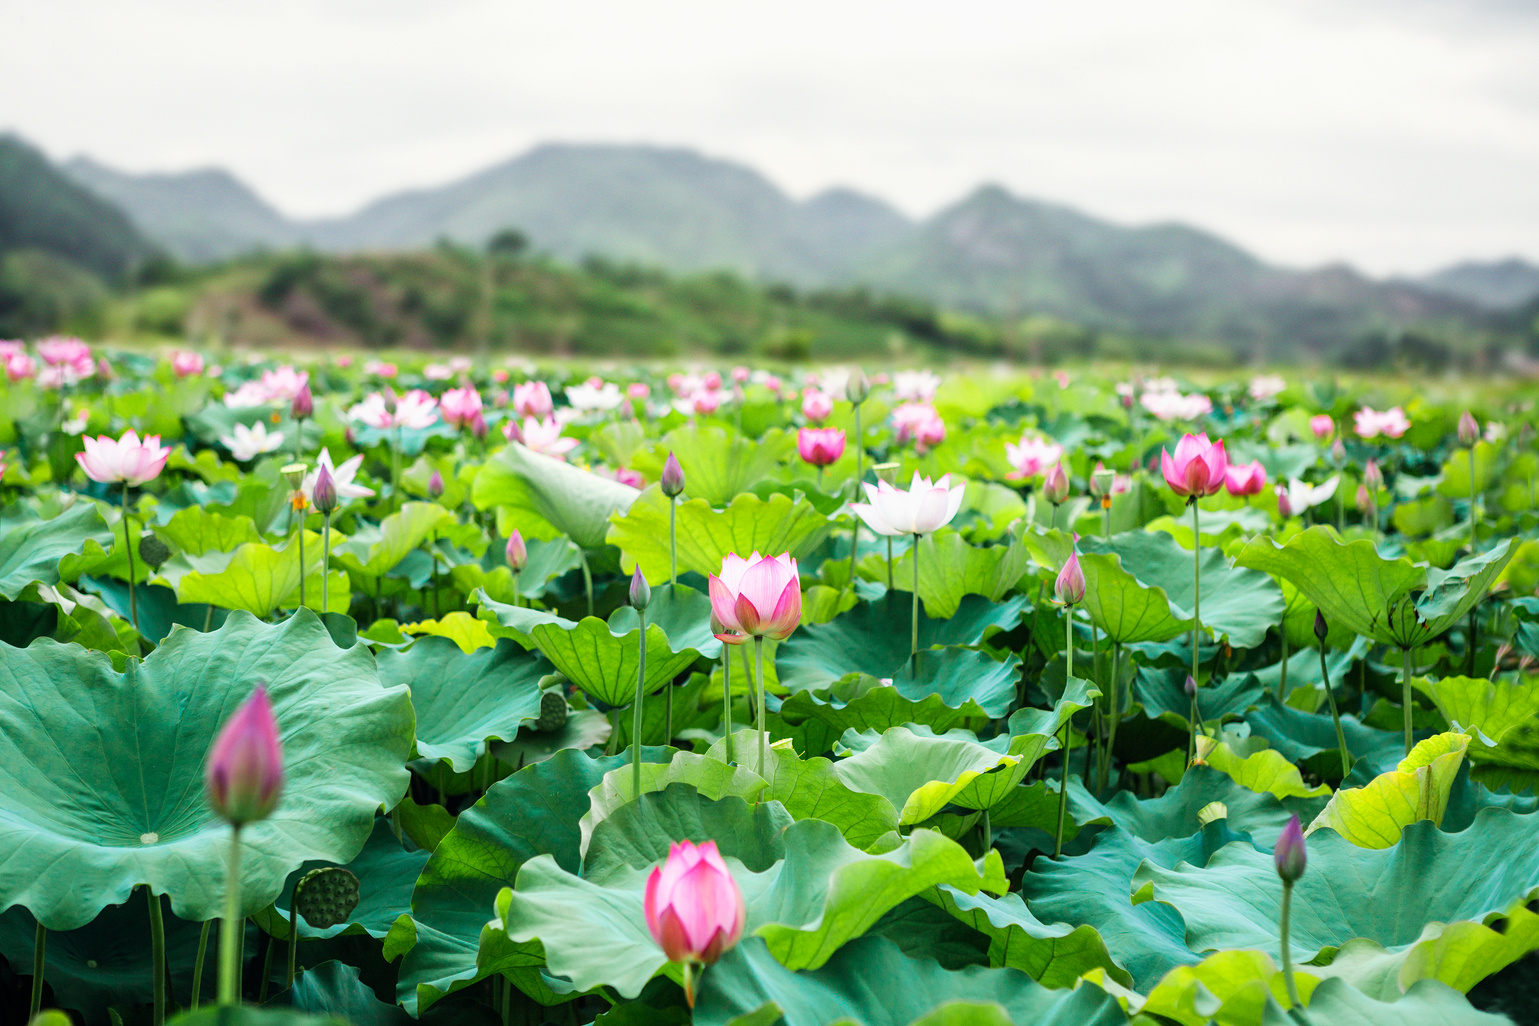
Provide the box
[1418,257,1539,309]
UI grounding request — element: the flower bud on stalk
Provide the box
[1276,813,1307,883]
[291,384,313,421]
[1363,458,1384,493]
[1090,464,1116,499]
[1314,610,1329,643]
[312,464,338,516]
[427,469,444,499]
[1458,410,1480,447]
[629,566,651,610]
[505,530,527,572]
[846,367,871,405]
[206,686,284,827]
[470,410,489,442]
[1356,483,1375,520]
[1184,674,1198,698]
[1041,462,1070,505]
[1276,486,1293,519]
[644,841,745,1007]
[660,452,686,497]
[1330,437,1346,464]
[1054,552,1085,605]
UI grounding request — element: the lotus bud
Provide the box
[1363,458,1383,493]
[97,357,113,380]
[1054,552,1086,605]
[1184,675,1198,697]
[503,418,524,444]
[1330,437,1345,463]
[846,367,871,405]
[1355,483,1375,520]
[1314,610,1328,643]
[383,389,397,416]
[1310,414,1335,440]
[644,840,746,1006]
[291,384,314,420]
[312,463,338,515]
[661,452,685,497]
[205,685,284,826]
[344,426,357,446]
[630,566,651,610]
[1274,813,1307,883]
[505,530,527,572]
[1276,486,1293,519]
[1041,462,1070,504]
[428,469,444,499]
[470,410,488,441]
[1458,410,1479,447]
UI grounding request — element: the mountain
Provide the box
[63,156,300,263]
[1417,258,1539,309]
[0,134,154,280]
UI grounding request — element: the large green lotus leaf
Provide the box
[1438,441,1502,496]
[331,502,455,580]
[451,536,583,604]
[776,593,1027,694]
[1020,528,1190,644]
[174,532,349,617]
[1192,737,1332,799]
[275,959,418,1026]
[926,885,1131,989]
[860,529,1029,619]
[497,821,1004,997]
[779,649,1019,753]
[581,752,768,856]
[1261,977,1511,1026]
[168,1004,350,1025]
[1069,766,1330,849]
[692,935,1128,1026]
[1277,577,1356,650]
[0,502,115,599]
[1021,822,1248,990]
[1131,810,1539,966]
[473,443,639,550]
[1305,732,1469,848]
[1244,697,1406,779]
[377,636,546,772]
[1416,675,1539,745]
[831,723,1038,826]
[1080,531,1284,649]
[1139,947,1318,1026]
[156,505,265,556]
[254,818,427,943]
[583,783,793,882]
[1235,528,1515,648]
[606,487,832,582]
[706,730,902,852]
[607,581,724,661]
[1135,664,1266,729]
[525,615,704,707]
[0,610,413,930]
[633,424,799,506]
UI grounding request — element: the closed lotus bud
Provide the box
[428,469,444,499]
[644,840,745,1002]
[1184,675,1198,697]
[846,367,871,405]
[470,410,488,441]
[1276,486,1293,519]
[312,464,338,515]
[383,389,397,416]
[205,685,284,826]
[1458,410,1479,447]
[1363,458,1383,493]
[1041,462,1070,504]
[1055,551,1086,605]
[505,530,527,572]
[630,566,651,610]
[1314,609,1328,643]
[344,426,357,446]
[1274,813,1307,883]
[1330,437,1345,463]
[661,452,685,498]
[291,384,314,420]
[1356,483,1375,519]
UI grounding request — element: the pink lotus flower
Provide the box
[6,352,36,382]
[732,366,750,384]
[1141,390,1213,422]
[439,387,484,429]
[36,336,94,379]
[423,363,454,381]
[851,472,965,536]
[703,371,723,391]
[709,552,802,642]
[205,685,284,826]
[892,402,946,452]
[257,365,309,403]
[627,382,651,400]
[1223,459,1267,496]
[1310,414,1335,440]
[506,416,578,459]
[505,530,528,571]
[492,368,510,383]
[513,381,553,419]
[1353,406,1410,439]
[1053,370,1071,389]
[172,351,205,377]
[76,429,172,485]
[1005,435,1064,480]
[674,388,724,417]
[644,840,745,971]
[612,467,645,488]
[348,390,440,430]
[801,389,834,423]
[364,360,398,379]
[797,427,845,468]
[1160,432,1228,499]
[1248,375,1286,401]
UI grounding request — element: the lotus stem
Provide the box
[148,887,166,1025]
[297,514,306,611]
[754,635,769,773]
[1278,633,1289,701]
[287,886,300,989]
[257,932,275,1002]
[392,426,403,512]
[1319,639,1352,778]
[669,496,677,588]
[579,548,594,617]
[511,570,520,608]
[219,826,244,1006]
[1055,606,1073,859]
[847,403,862,590]
[886,536,893,589]
[29,922,44,1019]
[607,705,620,757]
[1279,882,1302,1010]
[632,608,647,798]
[321,515,331,612]
[910,533,921,668]
[1402,645,1414,756]
[1091,621,1103,788]
[1469,444,1478,552]
[817,466,824,490]
[1100,642,1122,792]
[681,959,696,1010]
[122,482,139,632]
[1191,499,1201,685]
[191,920,210,1010]
[722,646,734,765]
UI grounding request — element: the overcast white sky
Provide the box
[7,0,1538,275]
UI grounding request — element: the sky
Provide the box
[7,0,1539,275]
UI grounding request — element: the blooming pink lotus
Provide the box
[1005,434,1064,480]
[797,427,845,468]
[1354,406,1410,439]
[674,388,724,417]
[364,360,398,379]
[506,416,579,459]
[1310,414,1335,440]
[513,381,554,419]
[439,386,484,429]
[1223,459,1267,496]
[76,429,172,485]
[709,552,802,642]
[892,402,946,452]
[205,685,284,826]
[348,390,440,430]
[1141,390,1213,422]
[801,389,834,423]
[171,351,204,377]
[644,840,745,980]
[36,336,94,379]
[851,472,965,537]
[1160,432,1228,499]
[5,352,36,382]
[627,382,651,401]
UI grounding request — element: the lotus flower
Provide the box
[172,351,204,377]
[893,369,941,402]
[850,472,965,537]
[567,379,624,412]
[76,430,172,485]
[312,463,338,515]
[1041,462,1070,505]
[1223,460,1267,496]
[797,427,845,468]
[37,336,94,379]
[1309,414,1335,440]
[1353,406,1410,439]
[1248,375,1286,401]
[513,381,554,419]
[506,416,578,459]
[205,685,284,826]
[6,352,37,382]
[505,530,527,571]
[1141,390,1213,422]
[645,840,745,975]
[627,382,651,401]
[1160,433,1228,499]
[257,366,309,404]
[1274,814,1307,883]
[674,388,724,417]
[302,448,374,504]
[892,402,946,452]
[438,386,484,428]
[801,389,834,423]
[364,360,398,379]
[1279,475,1340,514]
[220,421,285,462]
[709,552,802,642]
[348,390,439,430]
[660,452,685,497]
[1458,410,1479,447]
[1005,435,1064,480]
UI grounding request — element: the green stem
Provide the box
[257,930,275,1002]
[910,533,921,667]
[29,921,44,1019]
[1402,646,1414,756]
[191,920,210,1010]
[669,498,677,588]
[1278,633,1289,701]
[817,466,824,491]
[632,608,647,798]
[885,535,893,590]
[321,516,331,612]
[122,482,139,632]
[579,549,594,617]
[287,892,299,990]
[1470,445,1478,552]
[607,705,620,757]
[847,405,862,590]
[1280,882,1301,1009]
[1055,605,1074,859]
[392,426,402,512]
[981,808,992,854]
[722,646,734,764]
[149,887,166,1025]
[1091,621,1103,788]
[219,826,243,1006]
[1100,642,1122,792]
[755,636,768,773]
[1191,500,1201,684]
[297,512,306,611]
[1319,640,1352,778]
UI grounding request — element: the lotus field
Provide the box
[5,341,1539,1026]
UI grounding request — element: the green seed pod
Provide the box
[138,532,171,570]
[535,690,569,732]
[293,866,361,929]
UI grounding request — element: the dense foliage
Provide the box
[1,343,1538,1026]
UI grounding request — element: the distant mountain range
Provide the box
[10,134,1539,352]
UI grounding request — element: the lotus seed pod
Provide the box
[138,532,170,570]
[536,690,569,732]
[293,867,360,929]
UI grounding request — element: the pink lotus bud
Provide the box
[97,357,113,380]
[492,368,510,384]
[1330,438,1345,463]
[708,552,802,641]
[205,685,284,826]
[1160,433,1228,499]
[1355,483,1375,520]
[801,389,834,423]
[627,382,651,401]
[661,452,686,497]
[1184,674,1198,697]
[703,371,723,391]
[644,840,745,971]
[1458,410,1479,447]
[470,410,489,441]
[291,384,314,420]
[312,463,338,515]
[629,566,651,609]
[1362,459,1383,493]
[1223,459,1267,497]
[1041,462,1070,504]
[732,366,750,384]
[1276,486,1293,518]
[172,351,204,378]
[1055,552,1086,605]
[1313,610,1328,643]
[344,426,357,446]
[505,530,527,572]
[428,469,445,499]
[1274,814,1307,883]
[797,427,846,469]
[1310,414,1335,440]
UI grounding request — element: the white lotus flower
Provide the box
[566,380,624,412]
[850,472,965,536]
[1280,475,1340,513]
[220,421,285,462]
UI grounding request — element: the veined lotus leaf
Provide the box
[1415,675,1539,745]
[630,424,798,506]
[378,636,548,772]
[1193,736,1332,800]
[580,751,768,857]
[473,442,639,550]
[1020,527,1191,644]
[861,528,1029,619]
[174,532,350,617]
[582,784,794,883]
[926,885,1131,989]
[1258,977,1511,1026]
[1141,948,1319,1026]
[1438,441,1501,497]
[1243,696,1405,780]
[331,502,454,579]
[607,581,723,660]
[155,505,264,556]
[606,487,832,583]
[398,611,498,654]
[451,535,583,604]
[1068,766,1330,849]
[1305,732,1469,848]
[0,501,116,599]
[0,609,413,930]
